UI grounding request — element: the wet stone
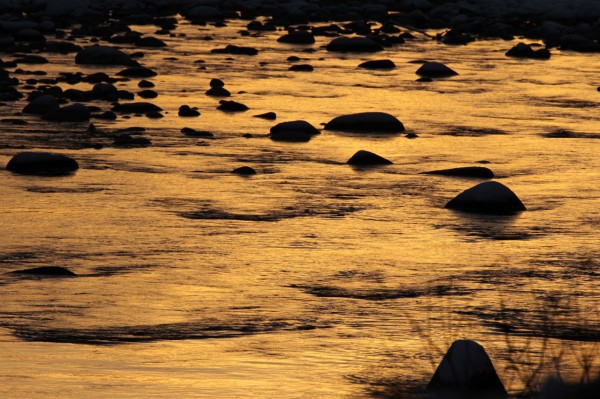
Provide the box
[178,105,200,117]
[6,151,79,175]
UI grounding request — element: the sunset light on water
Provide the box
[0,1,598,398]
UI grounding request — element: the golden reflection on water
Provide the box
[0,17,598,399]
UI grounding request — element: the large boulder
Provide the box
[6,152,79,175]
[43,103,90,122]
[422,166,494,178]
[22,94,59,115]
[75,46,136,66]
[347,150,392,166]
[505,43,551,60]
[358,59,396,69]
[416,61,458,77]
[277,30,315,44]
[270,120,319,136]
[324,112,405,133]
[445,181,526,214]
[427,340,507,399]
[326,37,384,53]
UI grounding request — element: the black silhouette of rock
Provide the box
[325,112,405,133]
[422,167,494,178]
[445,181,526,214]
[181,128,214,137]
[112,102,162,114]
[178,105,200,117]
[138,80,154,88]
[277,30,315,44]
[270,120,320,142]
[75,46,136,66]
[6,152,79,175]
[506,43,551,59]
[254,112,276,120]
[428,340,508,399]
[206,86,231,97]
[9,266,77,277]
[43,103,90,122]
[14,55,49,64]
[116,66,157,78]
[211,44,258,55]
[138,89,158,99]
[113,134,151,147]
[22,94,59,114]
[217,100,248,112]
[210,78,225,87]
[135,36,166,47]
[347,150,392,166]
[416,61,458,78]
[289,64,313,71]
[232,166,257,175]
[358,59,396,69]
[326,37,384,53]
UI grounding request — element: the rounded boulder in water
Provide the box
[422,166,494,179]
[75,46,137,66]
[6,152,79,175]
[347,150,393,166]
[445,181,526,214]
[324,112,405,133]
[416,61,458,78]
[326,37,384,53]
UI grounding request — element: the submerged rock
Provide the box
[428,340,507,399]
[116,66,157,77]
[422,166,494,178]
[347,150,392,166]
[358,59,396,69]
[232,166,257,175]
[289,64,313,72]
[43,103,90,122]
[112,102,162,114]
[75,46,136,66]
[445,181,526,214]
[326,37,384,53]
[324,112,405,133]
[178,105,200,117]
[277,30,315,44]
[270,120,319,142]
[211,44,258,55]
[205,86,231,97]
[9,266,77,277]
[6,152,79,175]
[416,61,458,77]
[217,100,248,112]
[506,43,551,59]
[253,112,276,120]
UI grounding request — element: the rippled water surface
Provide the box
[0,18,599,398]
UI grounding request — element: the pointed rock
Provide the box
[416,61,458,78]
[347,150,392,166]
[428,340,507,399]
[445,181,526,214]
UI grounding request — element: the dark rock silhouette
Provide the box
[217,100,248,112]
[206,86,231,97]
[416,61,458,78]
[428,340,508,399]
[358,59,396,69]
[232,166,257,175]
[347,150,392,166]
[112,102,162,114]
[22,94,58,114]
[42,103,90,122]
[278,30,315,44]
[253,112,276,120]
[270,120,319,142]
[506,43,551,59]
[116,66,157,78]
[6,152,79,175]
[211,44,258,55]
[181,128,214,138]
[138,80,154,88]
[289,64,313,72]
[324,112,405,133]
[9,266,77,277]
[75,46,136,66]
[178,105,200,117]
[445,181,526,214]
[422,167,494,178]
[326,37,384,53]
[113,134,151,147]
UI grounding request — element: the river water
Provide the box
[0,18,598,398]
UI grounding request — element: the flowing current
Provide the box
[0,18,598,398]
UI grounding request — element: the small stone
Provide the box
[347,150,392,166]
[416,61,458,78]
[217,100,248,112]
[178,105,200,117]
[232,166,256,175]
[358,59,396,69]
[253,112,276,120]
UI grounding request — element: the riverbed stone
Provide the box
[347,150,393,166]
[422,166,494,178]
[6,151,79,175]
[75,45,136,66]
[428,340,508,399]
[324,112,405,133]
[416,61,458,77]
[326,37,384,53]
[445,181,526,214]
